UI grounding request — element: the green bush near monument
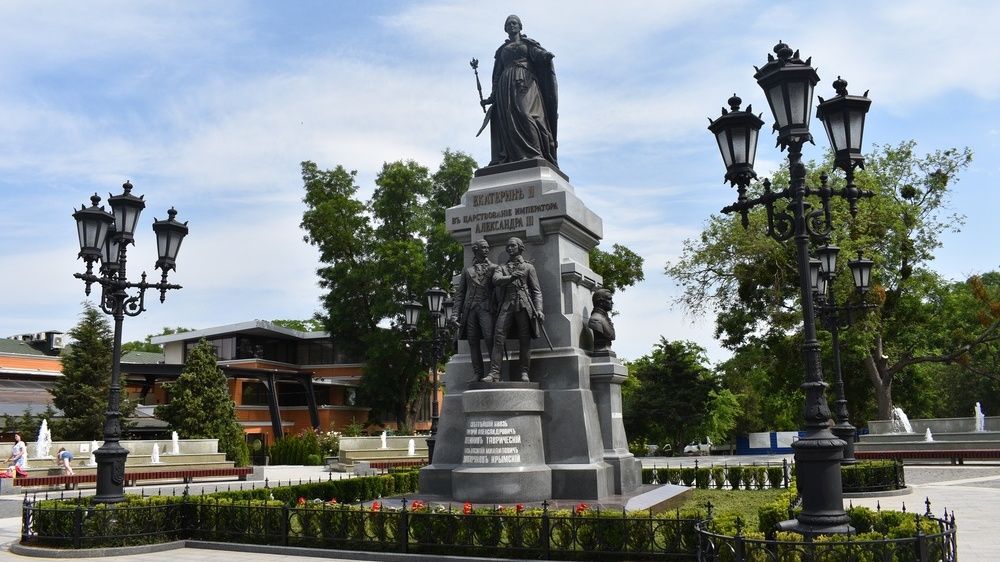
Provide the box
[268,429,326,465]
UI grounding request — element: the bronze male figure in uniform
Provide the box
[454,239,497,380]
[488,237,544,382]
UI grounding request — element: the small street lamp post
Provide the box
[402,287,455,464]
[72,181,188,504]
[708,42,872,534]
[812,247,876,464]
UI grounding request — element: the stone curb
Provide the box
[10,539,186,558]
[10,539,517,561]
[843,485,914,499]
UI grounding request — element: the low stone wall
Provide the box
[868,416,999,435]
[11,439,221,467]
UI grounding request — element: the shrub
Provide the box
[726,466,743,489]
[841,460,904,493]
[319,430,340,457]
[711,466,725,489]
[767,466,784,489]
[695,467,711,489]
[341,418,364,437]
[269,430,324,465]
[628,437,648,457]
[680,467,696,486]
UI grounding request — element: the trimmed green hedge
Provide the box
[209,471,419,504]
[842,460,905,493]
[642,464,788,490]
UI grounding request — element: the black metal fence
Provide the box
[696,503,957,562]
[22,496,703,560]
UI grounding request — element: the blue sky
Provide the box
[1,1,997,364]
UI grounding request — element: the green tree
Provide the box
[590,243,645,294]
[271,319,325,332]
[50,302,136,440]
[300,151,475,429]
[122,327,194,354]
[155,340,250,466]
[623,339,720,450]
[666,141,992,420]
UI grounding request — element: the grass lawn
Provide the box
[678,488,788,530]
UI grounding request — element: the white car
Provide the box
[683,438,712,455]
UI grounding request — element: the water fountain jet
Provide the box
[34,419,52,459]
[891,406,913,433]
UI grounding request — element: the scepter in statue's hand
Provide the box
[470,58,486,113]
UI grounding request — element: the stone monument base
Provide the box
[449,382,552,503]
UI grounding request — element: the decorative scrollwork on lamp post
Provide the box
[708,42,873,534]
[402,287,455,464]
[72,181,188,504]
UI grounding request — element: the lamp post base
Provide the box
[776,518,854,536]
[93,442,129,504]
[785,429,852,534]
[832,423,858,464]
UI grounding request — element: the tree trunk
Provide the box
[864,335,894,420]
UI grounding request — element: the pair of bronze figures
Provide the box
[454,237,616,382]
[454,237,542,382]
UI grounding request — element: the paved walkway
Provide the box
[0,460,995,560]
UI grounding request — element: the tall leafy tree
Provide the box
[50,302,136,440]
[666,141,992,420]
[300,151,475,429]
[155,340,249,466]
[622,339,726,450]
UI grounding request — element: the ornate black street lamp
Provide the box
[708,42,872,534]
[813,247,876,464]
[402,287,455,463]
[72,181,188,504]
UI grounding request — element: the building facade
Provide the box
[144,320,372,440]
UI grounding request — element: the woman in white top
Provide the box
[7,433,27,476]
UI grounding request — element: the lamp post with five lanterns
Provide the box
[72,181,188,504]
[708,41,872,534]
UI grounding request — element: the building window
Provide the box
[184,337,236,361]
[241,381,270,406]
